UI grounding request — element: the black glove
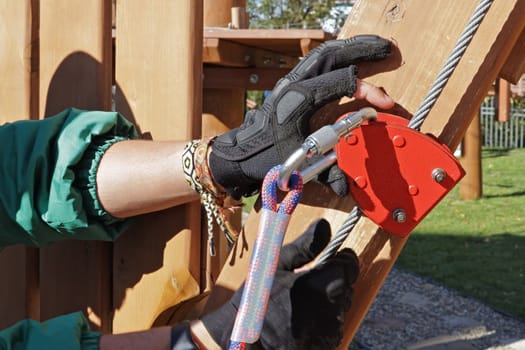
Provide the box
[201,219,360,350]
[209,35,392,199]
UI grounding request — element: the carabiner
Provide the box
[278,107,377,191]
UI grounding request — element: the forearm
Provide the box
[96,140,198,218]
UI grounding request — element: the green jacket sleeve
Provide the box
[0,108,140,248]
[0,312,100,350]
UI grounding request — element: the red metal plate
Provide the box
[336,112,465,237]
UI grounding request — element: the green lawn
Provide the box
[397,148,525,320]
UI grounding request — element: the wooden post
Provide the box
[459,112,483,200]
[202,0,247,291]
[0,0,41,329]
[204,2,525,348]
[37,0,113,332]
[204,0,245,28]
[112,0,204,333]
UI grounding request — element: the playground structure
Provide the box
[1,0,525,348]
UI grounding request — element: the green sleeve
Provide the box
[0,312,101,350]
[0,108,140,248]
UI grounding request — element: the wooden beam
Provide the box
[0,0,40,329]
[38,0,113,333]
[112,0,203,333]
[203,66,290,90]
[204,28,334,57]
[0,0,33,121]
[499,25,525,83]
[203,38,297,68]
[459,112,482,200]
[204,1,525,348]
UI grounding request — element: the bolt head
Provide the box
[392,135,406,147]
[432,168,447,183]
[393,209,407,223]
[345,133,358,145]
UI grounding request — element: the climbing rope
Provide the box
[316,0,494,266]
[230,166,303,349]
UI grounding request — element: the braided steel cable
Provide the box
[409,0,494,130]
[316,0,493,266]
[316,206,362,265]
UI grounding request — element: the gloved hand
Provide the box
[201,219,360,350]
[209,35,392,199]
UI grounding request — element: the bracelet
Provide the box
[182,139,239,255]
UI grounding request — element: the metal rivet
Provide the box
[408,185,419,196]
[393,209,407,223]
[432,168,446,183]
[354,176,367,189]
[249,74,259,84]
[345,133,358,145]
[392,135,406,147]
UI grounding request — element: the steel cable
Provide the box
[316,0,493,266]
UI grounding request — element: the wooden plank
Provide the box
[204,29,334,57]
[499,25,525,83]
[0,0,33,121]
[205,1,525,348]
[112,0,204,333]
[0,247,39,328]
[203,66,290,90]
[114,0,202,141]
[203,37,297,68]
[38,0,113,332]
[0,0,40,328]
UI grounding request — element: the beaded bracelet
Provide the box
[182,139,239,256]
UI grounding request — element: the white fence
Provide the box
[480,96,525,148]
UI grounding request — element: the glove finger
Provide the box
[288,35,391,80]
[278,218,331,271]
[306,248,359,304]
[315,164,349,197]
[294,65,358,110]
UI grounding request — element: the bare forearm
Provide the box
[96,140,198,218]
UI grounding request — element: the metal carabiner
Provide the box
[278,107,377,191]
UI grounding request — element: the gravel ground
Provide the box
[349,267,525,350]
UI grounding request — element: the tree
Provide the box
[247,0,355,33]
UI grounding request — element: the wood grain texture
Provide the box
[37,0,113,332]
[112,0,204,333]
[204,2,525,347]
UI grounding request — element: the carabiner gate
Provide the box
[278,107,377,191]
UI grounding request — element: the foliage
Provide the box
[247,0,354,33]
[397,148,525,320]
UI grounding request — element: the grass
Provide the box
[397,148,525,320]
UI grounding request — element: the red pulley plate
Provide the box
[336,112,465,237]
